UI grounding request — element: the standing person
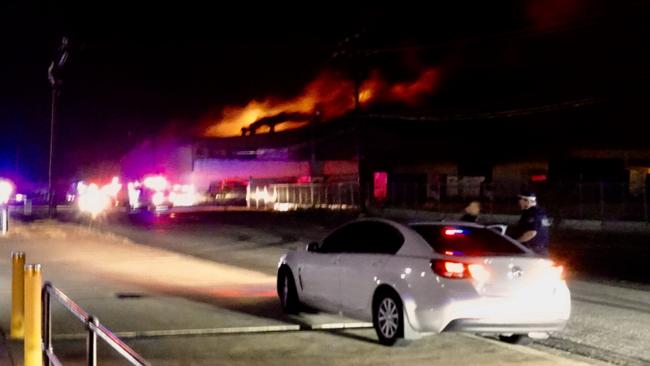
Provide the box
[515,191,551,256]
[460,200,481,223]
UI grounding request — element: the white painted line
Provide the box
[53,322,374,341]
[310,322,373,330]
[55,325,301,341]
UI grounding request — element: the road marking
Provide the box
[53,322,374,341]
[309,322,372,330]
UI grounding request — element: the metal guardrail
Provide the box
[42,282,151,366]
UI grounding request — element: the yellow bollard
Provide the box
[10,251,25,339]
[24,264,42,366]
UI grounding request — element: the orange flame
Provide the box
[204,67,440,137]
[360,68,440,106]
[204,71,355,137]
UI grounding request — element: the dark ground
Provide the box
[52,208,650,287]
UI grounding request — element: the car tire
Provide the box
[373,290,404,346]
[498,334,532,345]
[277,267,300,314]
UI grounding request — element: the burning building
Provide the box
[117,1,650,214]
[188,67,442,198]
[189,92,650,213]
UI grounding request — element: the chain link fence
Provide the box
[248,182,359,211]
[370,181,650,222]
[247,180,650,222]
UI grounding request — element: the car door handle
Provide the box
[331,257,341,264]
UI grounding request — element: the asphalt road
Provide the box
[1,210,649,365]
[92,210,650,365]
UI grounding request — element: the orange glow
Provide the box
[358,89,373,104]
[272,121,310,132]
[204,71,355,137]
[388,68,440,105]
[360,67,439,106]
[209,288,277,298]
[204,67,440,137]
[358,70,384,105]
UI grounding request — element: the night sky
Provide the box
[1,1,649,184]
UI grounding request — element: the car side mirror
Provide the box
[306,241,320,252]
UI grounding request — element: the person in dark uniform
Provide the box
[460,200,481,223]
[515,191,551,256]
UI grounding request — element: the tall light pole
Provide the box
[47,37,69,217]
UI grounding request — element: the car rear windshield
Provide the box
[410,225,525,256]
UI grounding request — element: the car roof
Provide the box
[407,220,533,255]
[408,221,486,229]
[338,217,435,257]
[329,217,523,257]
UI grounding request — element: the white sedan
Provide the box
[277,218,570,345]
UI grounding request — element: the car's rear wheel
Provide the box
[498,334,532,345]
[277,267,300,314]
[373,290,404,346]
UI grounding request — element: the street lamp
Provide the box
[47,37,69,217]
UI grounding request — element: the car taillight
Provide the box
[431,260,489,281]
[431,260,468,279]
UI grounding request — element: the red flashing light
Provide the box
[297,176,312,184]
[373,172,388,201]
[531,175,547,182]
[444,228,465,236]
